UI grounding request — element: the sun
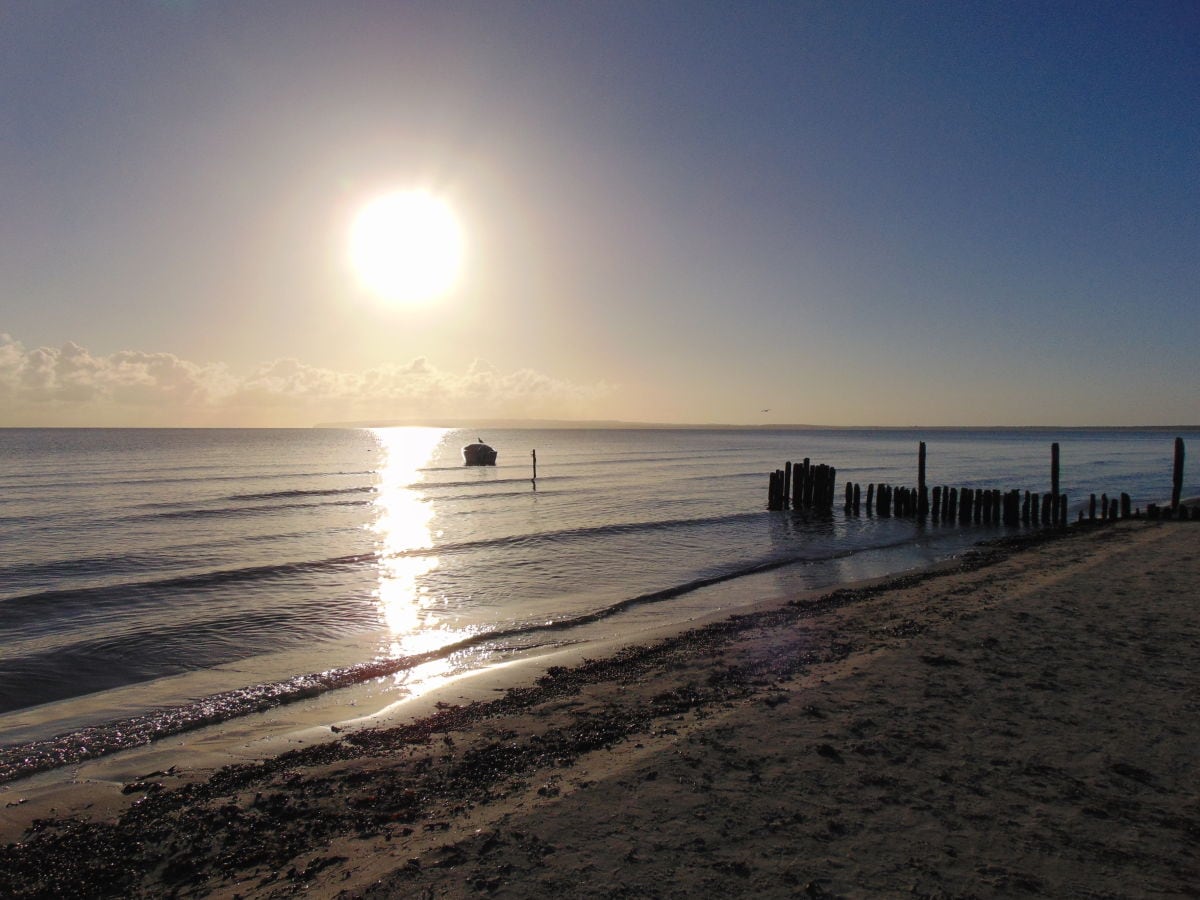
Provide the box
[349,190,464,303]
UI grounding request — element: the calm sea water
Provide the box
[0,426,1194,777]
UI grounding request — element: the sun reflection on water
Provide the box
[370,427,459,658]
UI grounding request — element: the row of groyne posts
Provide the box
[768,438,1195,524]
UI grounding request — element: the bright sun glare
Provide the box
[349,190,464,303]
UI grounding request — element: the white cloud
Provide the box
[0,334,615,426]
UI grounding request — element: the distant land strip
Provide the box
[313,418,1198,431]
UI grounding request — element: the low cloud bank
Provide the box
[0,334,613,426]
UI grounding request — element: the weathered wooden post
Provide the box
[532,449,538,487]
[866,483,875,512]
[1120,493,1131,519]
[917,442,928,519]
[784,461,793,510]
[853,483,861,514]
[1172,437,1185,511]
[1051,442,1061,526]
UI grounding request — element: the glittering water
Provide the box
[0,425,1194,778]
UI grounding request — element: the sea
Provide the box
[1,426,1195,781]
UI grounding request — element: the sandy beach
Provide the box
[1,519,1197,898]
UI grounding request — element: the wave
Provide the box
[0,552,379,632]
[0,603,383,714]
[381,510,768,559]
[0,468,377,491]
[132,497,372,521]
[0,511,771,628]
[0,527,361,593]
[422,476,549,490]
[0,537,913,784]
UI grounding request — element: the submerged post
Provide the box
[1172,437,1185,511]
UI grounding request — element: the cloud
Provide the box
[0,334,615,426]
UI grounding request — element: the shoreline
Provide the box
[2,520,1197,897]
[0,521,985,786]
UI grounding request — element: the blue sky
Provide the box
[2,1,1197,426]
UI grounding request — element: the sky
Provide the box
[2,0,1197,427]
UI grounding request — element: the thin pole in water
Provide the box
[532,449,538,489]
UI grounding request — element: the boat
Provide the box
[462,439,497,466]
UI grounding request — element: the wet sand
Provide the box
[1,519,1197,898]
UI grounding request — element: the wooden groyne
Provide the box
[768,458,838,512]
[768,438,1195,524]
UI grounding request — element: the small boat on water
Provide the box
[462,439,497,466]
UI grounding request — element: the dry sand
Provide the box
[1,519,1197,898]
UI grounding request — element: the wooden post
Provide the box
[917,442,928,519]
[947,487,958,521]
[784,461,793,510]
[1051,442,1061,526]
[1120,493,1131,519]
[532,449,538,486]
[866,483,875,512]
[1172,437,1185,511]
[853,483,861,514]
